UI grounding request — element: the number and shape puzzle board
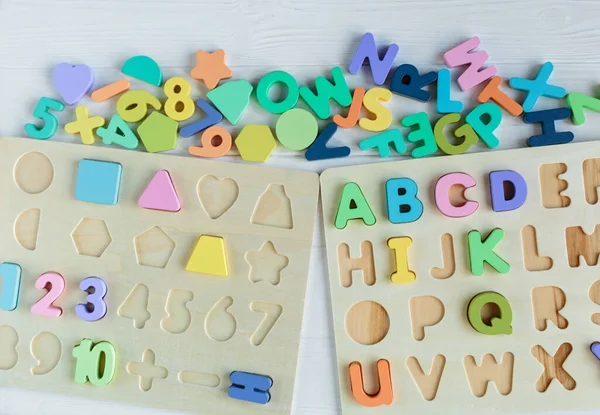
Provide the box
[0,137,319,415]
[320,141,600,415]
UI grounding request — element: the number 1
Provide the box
[0,263,22,311]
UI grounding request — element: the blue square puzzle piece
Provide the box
[75,159,122,205]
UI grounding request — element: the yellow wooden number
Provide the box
[164,77,195,121]
[116,90,162,123]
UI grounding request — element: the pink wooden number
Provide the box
[30,272,65,317]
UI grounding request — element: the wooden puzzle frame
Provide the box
[320,141,600,414]
[0,137,319,415]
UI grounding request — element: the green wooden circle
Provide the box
[256,71,299,114]
[275,108,318,151]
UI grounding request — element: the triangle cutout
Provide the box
[138,170,181,212]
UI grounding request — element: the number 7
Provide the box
[250,302,282,346]
[0,263,21,311]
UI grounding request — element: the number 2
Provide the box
[75,277,107,322]
[30,272,65,318]
[24,97,65,140]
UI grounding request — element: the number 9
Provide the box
[116,90,161,122]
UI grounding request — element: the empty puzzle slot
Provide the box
[71,218,112,257]
[245,241,289,285]
[14,152,54,194]
[14,208,40,251]
[134,226,176,269]
[197,175,239,219]
[251,184,293,229]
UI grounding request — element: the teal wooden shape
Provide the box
[121,56,162,87]
[207,80,253,125]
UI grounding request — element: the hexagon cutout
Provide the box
[236,124,276,163]
[71,218,112,257]
[134,226,175,269]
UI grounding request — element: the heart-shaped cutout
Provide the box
[53,63,94,105]
[198,175,239,219]
[591,342,600,360]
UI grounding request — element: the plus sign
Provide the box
[64,105,105,145]
[127,349,167,391]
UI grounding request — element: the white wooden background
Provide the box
[1,0,600,414]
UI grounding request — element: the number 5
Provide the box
[24,97,65,140]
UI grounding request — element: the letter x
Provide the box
[531,343,576,392]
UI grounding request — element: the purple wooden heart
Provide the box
[52,62,94,105]
[591,342,600,360]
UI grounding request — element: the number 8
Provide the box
[75,277,107,322]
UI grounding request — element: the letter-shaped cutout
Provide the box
[531,343,576,392]
[335,182,376,229]
[521,225,553,271]
[468,229,510,275]
[390,64,437,102]
[489,170,527,212]
[509,62,566,112]
[463,352,514,397]
[531,286,568,331]
[348,33,399,86]
[388,237,415,284]
[348,359,393,407]
[337,241,376,287]
[406,355,446,401]
[401,112,437,158]
[386,178,423,224]
[539,163,570,208]
[590,280,600,325]
[409,296,445,340]
[583,158,600,205]
[467,292,513,335]
[359,87,392,132]
[566,225,600,267]
[435,173,478,217]
[443,36,497,91]
[430,233,455,279]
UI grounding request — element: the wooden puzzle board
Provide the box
[0,137,319,415]
[320,141,600,415]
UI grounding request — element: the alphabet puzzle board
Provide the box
[320,141,600,415]
[0,137,319,415]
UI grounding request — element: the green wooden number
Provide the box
[72,338,116,386]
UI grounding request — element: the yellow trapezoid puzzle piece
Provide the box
[185,235,228,276]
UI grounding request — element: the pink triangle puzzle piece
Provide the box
[138,170,181,212]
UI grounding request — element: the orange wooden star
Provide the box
[190,50,232,90]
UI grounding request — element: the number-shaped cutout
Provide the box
[160,289,193,334]
[72,338,116,386]
[116,90,162,122]
[118,283,151,329]
[75,277,108,322]
[164,77,195,121]
[0,263,22,311]
[30,272,65,318]
[250,302,283,346]
[97,114,139,149]
[24,97,65,140]
[30,331,62,375]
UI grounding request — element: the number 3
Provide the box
[75,277,107,322]
[30,272,65,318]
[24,97,65,140]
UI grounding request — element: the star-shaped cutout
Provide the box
[245,241,289,285]
[190,49,232,90]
